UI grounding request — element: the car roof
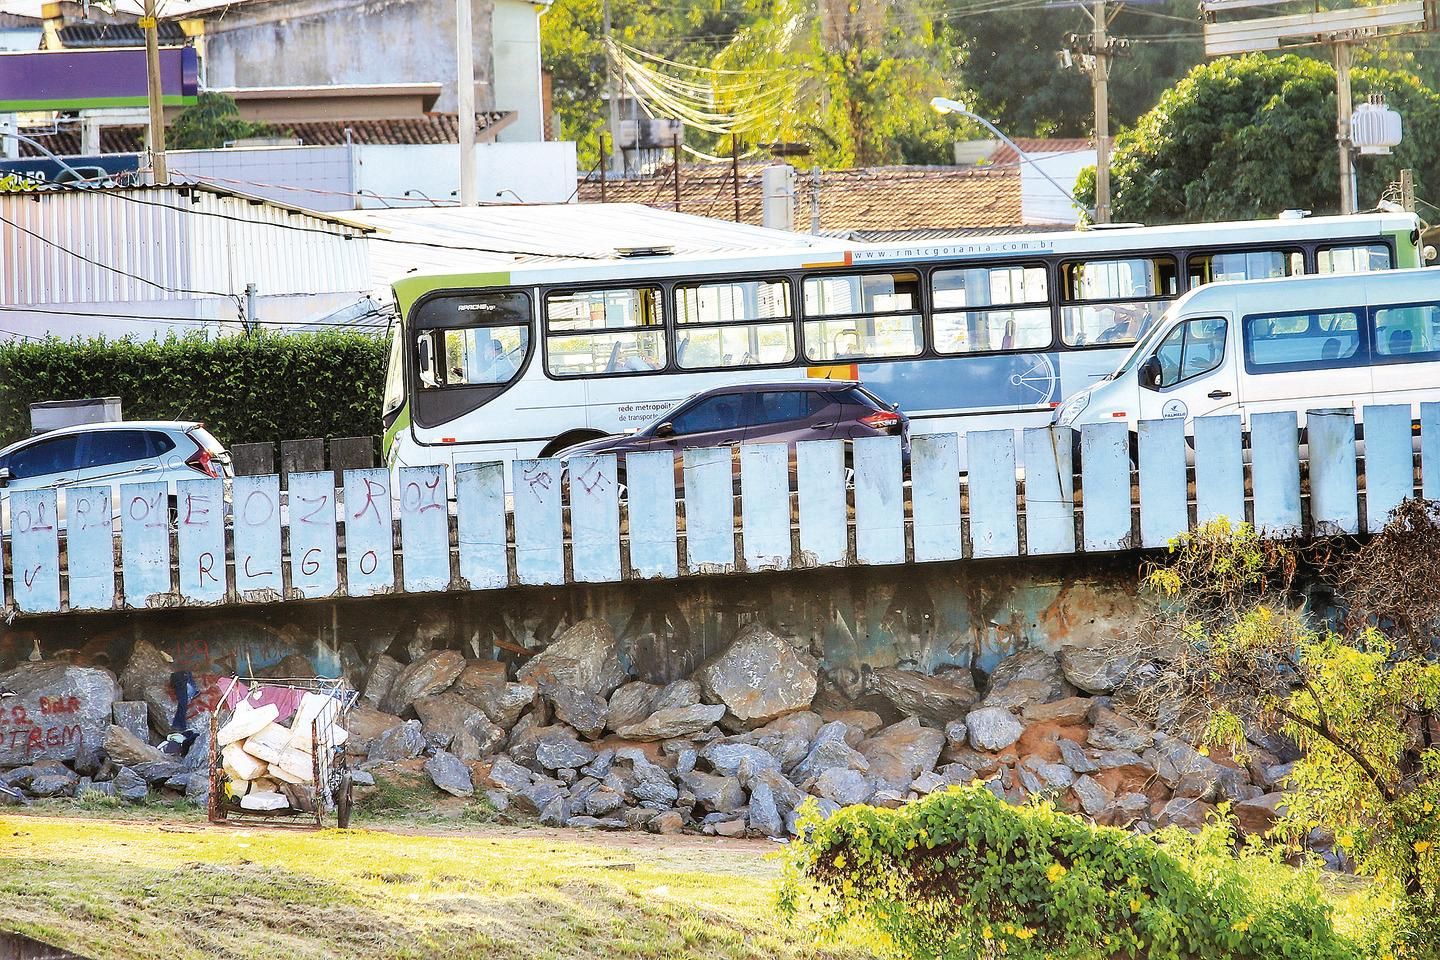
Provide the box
[0,420,199,457]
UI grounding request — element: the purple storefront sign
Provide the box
[0,47,198,111]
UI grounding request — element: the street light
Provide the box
[930,96,1094,220]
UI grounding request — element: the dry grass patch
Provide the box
[0,815,873,960]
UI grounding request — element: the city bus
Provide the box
[381,212,1427,474]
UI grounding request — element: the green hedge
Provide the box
[0,333,389,450]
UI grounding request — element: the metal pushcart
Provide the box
[207,676,358,828]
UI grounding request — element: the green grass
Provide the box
[0,813,874,960]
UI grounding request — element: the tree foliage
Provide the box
[0,332,387,449]
[1140,508,1440,952]
[168,93,288,151]
[780,786,1376,960]
[1075,54,1440,223]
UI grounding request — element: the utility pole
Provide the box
[603,0,624,176]
[1334,40,1355,215]
[731,136,741,222]
[244,283,258,336]
[456,0,477,205]
[809,165,822,235]
[1400,168,1415,212]
[1091,0,1112,224]
[141,0,167,183]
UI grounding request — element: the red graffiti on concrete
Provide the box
[39,695,81,715]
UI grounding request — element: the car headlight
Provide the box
[1055,391,1090,427]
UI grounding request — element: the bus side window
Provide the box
[1374,303,1440,360]
[801,271,923,362]
[1060,255,1177,347]
[930,263,1051,355]
[544,287,666,376]
[1318,244,1392,274]
[1187,249,1302,286]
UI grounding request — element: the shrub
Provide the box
[780,786,1377,960]
[0,332,388,450]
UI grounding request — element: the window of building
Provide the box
[1059,255,1178,347]
[930,263,1051,354]
[545,287,666,376]
[802,271,923,361]
[1243,309,1363,371]
[675,278,795,369]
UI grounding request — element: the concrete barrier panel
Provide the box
[398,466,448,592]
[854,435,905,566]
[9,489,60,613]
[456,461,508,590]
[967,430,1018,558]
[233,475,283,598]
[513,459,564,586]
[1193,415,1244,526]
[65,486,114,611]
[1079,422,1130,551]
[1363,403,1414,531]
[911,433,962,563]
[796,440,846,567]
[346,468,396,596]
[287,471,339,599]
[1307,409,1358,536]
[119,480,171,606]
[1023,427,1075,555]
[176,478,226,604]
[570,454,622,583]
[1250,412,1302,536]
[626,451,678,579]
[683,446,735,573]
[1138,418,1187,548]
[740,443,791,572]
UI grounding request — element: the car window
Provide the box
[81,430,174,469]
[1152,317,1227,387]
[670,394,746,435]
[6,434,81,479]
[1243,309,1362,371]
[751,391,822,427]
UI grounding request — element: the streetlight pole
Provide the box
[141,0,167,183]
[456,0,477,205]
[1091,0,1112,224]
[930,97,1094,221]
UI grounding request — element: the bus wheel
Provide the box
[539,430,607,459]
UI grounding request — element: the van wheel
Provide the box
[539,430,607,459]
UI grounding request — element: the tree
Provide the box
[168,92,286,151]
[1074,54,1440,223]
[1137,506,1440,951]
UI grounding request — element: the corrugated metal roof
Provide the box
[0,183,371,305]
[55,22,187,46]
[354,202,848,287]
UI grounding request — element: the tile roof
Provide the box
[17,111,513,156]
[576,162,1026,234]
[987,137,1093,167]
[55,21,188,46]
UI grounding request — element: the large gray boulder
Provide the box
[858,718,945,790]
[542,684,609,739]
[748,781,785,837]
[367,720,425,762]
[701,742,780,778]
[696,624,818,725]
[965,707,1024,752]
[381,650,466,715]
[982,650,1074,710]
[118,639,176,735]
[111,701,150,743]
[793,722,870,784]
[870,667,978,722]
[1059,645,1135,695]
[517,619,630,699]
[0,662,121,770]
[680,771,745,813]
[362,655,404,708]
[606,682,660,732]
[742,711,824,771]
[813,768,874,806]
[534,728,597,771]
[615,703,725,741]
[346,704,404,757]
[103,724,167,767]
[413,693,505,761]
[651,680,702,712]
[424,750,475,797]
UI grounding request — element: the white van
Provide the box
[1055,267,1440,433]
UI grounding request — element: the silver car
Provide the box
[0,420,232,525]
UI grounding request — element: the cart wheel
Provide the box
[336,771,353,829]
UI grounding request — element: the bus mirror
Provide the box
[654,422,675,439]
[417,334,435,385]
[1139,356,1163,391]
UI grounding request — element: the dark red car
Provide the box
[555,380,909,487]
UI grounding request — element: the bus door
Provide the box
[1134,314,1239,424]
[1233,304,1373,424]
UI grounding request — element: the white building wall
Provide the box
[491,0,547,142]
[168,146,355,212]
[1020,149,1095,226]
[355,140,576,206]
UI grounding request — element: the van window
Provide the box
[545,287,666,376]
[1152,318,1227,387]
[1242,309,1363,372]
[675,278,795,369]
[1373,302,1440,361]
[1059,256,1178,347]
[1188,250,1302,286]
[802,271,923,361]
[930,264,1051,354]
[1318,244,1391,274]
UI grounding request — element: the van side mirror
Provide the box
[1139,356,1163,391]
[0,467,10,487]
[653,422,675,439]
